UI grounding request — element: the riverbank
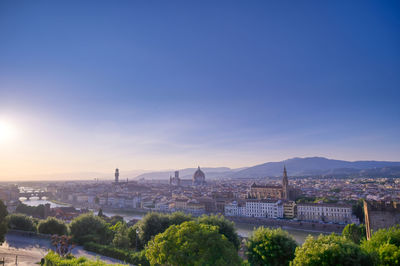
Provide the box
[48,199,71,206]
[227,216,345,234]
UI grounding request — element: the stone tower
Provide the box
[115,168,119,183]
[282,165,289,200]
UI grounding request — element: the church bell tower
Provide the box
[282,165,289,200]
[115,168,119,183]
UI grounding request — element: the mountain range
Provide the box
[134,157,400,180]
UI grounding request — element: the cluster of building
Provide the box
[223,167,357,224]
[5,165,398,226]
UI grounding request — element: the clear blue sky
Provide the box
[0,0,399,178]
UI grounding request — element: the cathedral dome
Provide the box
[193,166,205,185]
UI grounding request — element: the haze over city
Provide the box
[1,1,399,180]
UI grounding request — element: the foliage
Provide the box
[145,221,241,266]
[313,197,338,204]
[97,208,103,217]
[295,196,316,204]
[38,217,68,235]
[83,242,149,266]
[112,222,130,249]
[109,215,124,225]
[44,250,125,265]
[376,243,400,266]
[16,203,45,219]
[51,235,75,257]
[361,226,400,265]
[6,213,37,232]
[352,199,365,223]
[0,200,8,244]
[342,223,366,244]
[292,234,371,266]
[69,213,113,245]
[197,214,241,250]
[128,225,140,249]
[134,211,193,249]
[245,227,297,266]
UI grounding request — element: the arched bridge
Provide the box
[19,191,54,200]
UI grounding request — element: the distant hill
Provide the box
[132,157,400,180]
[135,167,241,180]
[228,157,400,178]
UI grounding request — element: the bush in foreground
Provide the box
[38,217,68,235]
[246,227,297,266]
[146,221,241,266]
[292,234,371,266]
[197,214,241,250]
[0,200,8,244]
[44,250,125,265]
[132,212,193,249]
[361,226,400,265]
[69,213,113,245]
[342,223,366,244]
[84,242,149,266]
[6,213,36,232]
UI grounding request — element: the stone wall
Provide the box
[364,200,400,239]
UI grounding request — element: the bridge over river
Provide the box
[18,191,53,200]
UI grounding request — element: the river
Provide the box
[21,198,324,244]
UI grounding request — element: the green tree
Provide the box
[69,213,113,245]
[37,217,68,235]
[128,225,140,249]
[133,212,193,249]
[145,221,241,266]
[169,211,193,225]
[0,200,8,243]
[361,226,400,266]
[342,223,366,244]
[134,212,171,248]
[112,222,130,249]
[197,214,240,250]
[352,199,365,223]
[15,203,45,218]
[377,243,400,266]
[292,234,371,266]
[6,214,36,232]
[246,227,297,266]
[97,208,104,217]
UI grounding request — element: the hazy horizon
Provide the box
[1,1,399,180]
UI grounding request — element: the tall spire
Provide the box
[282,165,289,200]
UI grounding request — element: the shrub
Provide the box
[0,200,8,244]
[83,242,149,265]
[146,221,241,266]
[246,227,297,266]
[44,250,125,265]
[292,234,371,266]
[342,223,366,244]
[112,222,130,249]
[38,217,68,235]
[69,213,113,245]
[6,214,36,232]
[197,214,240,250]
[133,211,193,249]
[361,226,400,265]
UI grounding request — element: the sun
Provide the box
[0,120,17,142]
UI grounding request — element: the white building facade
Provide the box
[297,203,352,224]
[225,200,283,218]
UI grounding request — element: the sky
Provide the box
[0,0,399,180]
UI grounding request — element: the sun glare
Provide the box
[0,120,17,142]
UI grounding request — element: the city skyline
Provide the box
[1,1,400,180]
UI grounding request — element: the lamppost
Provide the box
[136,229,140,251]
